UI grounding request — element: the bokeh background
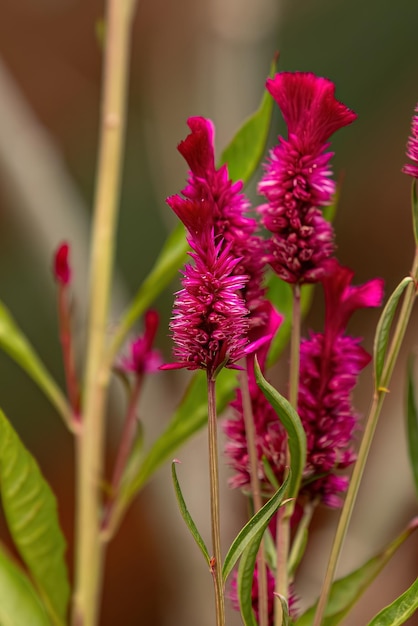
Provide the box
[0,0,417,624]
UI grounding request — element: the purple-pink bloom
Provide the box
[298,260,384,506]
[163,189,263,378]
[119,310,162,376]
[402,104,418,178]
[173,116,268,329]
[258,72,356,284]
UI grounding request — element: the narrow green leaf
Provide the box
[219,57,277,184]
[0,543,50,626]
[222,472,290,583]
[373,277,413,388]
[106,368,238,539]
[254,358,306,500]
[171,461,210,566]
[367,576,418,626]
[411,179,418,246]
[110,223,188,357]
[0,302,70,428]
[0,410,70,626]
[266,277,314,366]
[237,540,260,626]
[295,520,418,626]
[406,358,418,498]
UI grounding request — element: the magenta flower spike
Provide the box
[119,310,162,377]
[173,116,268,329]
[163,117,274,378]
[298,260,384,506]
[402,104,418,178]
[258,72,357,284]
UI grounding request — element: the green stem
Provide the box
[240,366,268,626]
[313,249,418,626]
[274,284,301,626]
[207,372,226,626]
[72,2,136,624]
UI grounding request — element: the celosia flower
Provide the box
[173,116,268,329]
[298,260,384,506]
[402,104,418,178]
[225,259,384,507]
[228,563,298,624]
[258,72,357,284]
[162,195,264,378]
[119,310,162,376]
[53,242,71,285]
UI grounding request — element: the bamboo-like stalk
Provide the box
[71,2,137,624]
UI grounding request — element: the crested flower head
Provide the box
[173,116,268,329]
[402,104,418,178]
[258,72,356,284]
[298,260,384,506]
[119,310,162,376]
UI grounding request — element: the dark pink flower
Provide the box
[172,116,268,329]
[119,310,162,376]
[258,72,356,284]
[298,260,384,506]
[53,242,71,285]
[402,104,418,178]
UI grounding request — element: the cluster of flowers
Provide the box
[160,71,389,620]
[94,72,418,623]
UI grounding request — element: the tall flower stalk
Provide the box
[72,2,137,624]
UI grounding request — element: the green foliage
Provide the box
[0,410,70,626]
[0,302,70,429]
[373,276,413,389]
[171,461,210,566]
[295,521,417,626]
[406,358,418,498]
[254,358,306,501]
[219,56,277,184]
[367,576,418,625]
[222,472,290,583]
[0,544,50,626]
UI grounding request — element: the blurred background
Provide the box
[0,0,417,624]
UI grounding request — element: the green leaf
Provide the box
[406,358,418,498]
[104,368,238,540]
[254,358,306,500]
[0,543,50,626]
[373,276,413,389]
[222,472,290,583]
[295,520,418,626]
[171,461,210,566]
[266,277,314,366]
[219,56,277,184]
[0,410,70,626]
[237,540,260,626]
[0,302,70,429]
[411,179,418,246]
[367,576,418,626]
[110,223,188,357]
